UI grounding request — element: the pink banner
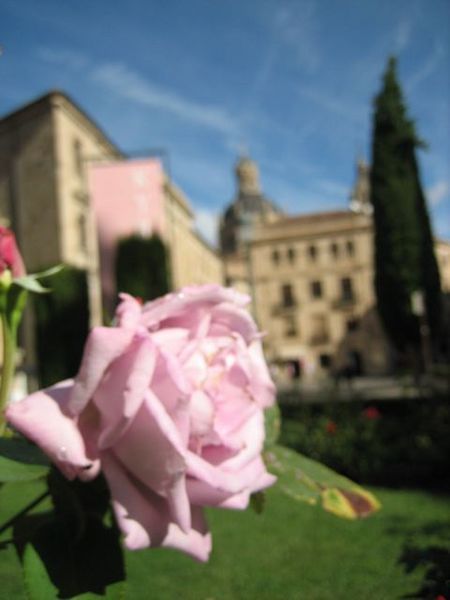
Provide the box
[88,158,165,310]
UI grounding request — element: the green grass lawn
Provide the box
[1,480,448,599]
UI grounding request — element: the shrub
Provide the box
[34,266,89,387]
[279,399,450,489]
[115,234,170,301]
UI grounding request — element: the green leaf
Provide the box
[13,277,50,294]
[0,437,50,467]
[264,404,281,447]
[265,444,380,519]
[30,265,65,280]
[12,264,64,294]
[0,456,48,482]
[0,435,49,482]
[23,544,59,599]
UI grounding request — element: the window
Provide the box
[308,244,318,260]
[78,212,87,252]
[346,318,360,332]
[272,249,280,264]
[287,247,296,263]
[341,277,354,301]
[281,283,295,307]
[310,314,329,344]
[330,242,339,258]
[319,354,332,368]
[284,315,298,337]
[73,138,83,176]
[346,240,355,256]
[310,280,323,299]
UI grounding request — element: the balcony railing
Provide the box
[271,301,297,316]
[332,295,357,309]
[309,333,330,345]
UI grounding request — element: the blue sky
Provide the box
[1,0,449,244]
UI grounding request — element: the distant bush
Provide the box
[115,234,171,301]
[34,266,89,387]
[279,399,450,490]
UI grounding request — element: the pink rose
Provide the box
[6,285,276,561]
[0,226,25,278]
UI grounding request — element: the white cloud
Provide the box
[37,46,88,69]
[91,62,238,136]
[427,180,449,206]
[315,179,348,198]
[406,42,446,92]
[298,86,365,125]
[194,208,219,247]
[274,1,321,73]
[394,18,413,53]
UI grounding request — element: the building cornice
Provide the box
[0,90,122,158]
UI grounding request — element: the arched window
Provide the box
[330,242,339,258]
[308,244,317,260]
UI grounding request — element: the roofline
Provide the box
[0,90,122,156]
[193,229,219,256]
[164,179,194,217]
[261,208,357,225]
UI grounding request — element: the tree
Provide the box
[34,266,89,386]
[370,56,441,359]
[115,234,171,302]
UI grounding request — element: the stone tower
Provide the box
[349,158,372,215]
[219,156,281,255]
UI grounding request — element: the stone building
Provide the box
[250,208,391,377]
[220,157,450,378]
[88,157,222,312]
[219,156,282,297]
[0,90,121,327]
[0,91,222,381]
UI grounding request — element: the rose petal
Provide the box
[210,302,258,344]
[187,465,276,509]
[69,327,134,415]
[102,452,169,550]
[116,293,143,330]
[113,392,190,532]
[103,453,211,561]
[94,334,157,448]
[6,380,99,480]
[164,506,211,562]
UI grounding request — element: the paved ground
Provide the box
[277,373,449,404]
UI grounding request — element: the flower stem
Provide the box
[0,287,27,436]
[0,311,16,436]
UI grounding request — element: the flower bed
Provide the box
[279,398,450,489]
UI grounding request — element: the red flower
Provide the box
[326,420,337,434]
[0,226,25,278]
[362,406,381,420]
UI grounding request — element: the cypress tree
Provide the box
[115,234,171,302]
[370,56,441,357]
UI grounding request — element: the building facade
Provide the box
[250,209,391,377]
[0,91,222,382]
[220,157,450,378]
[0,91,121,328]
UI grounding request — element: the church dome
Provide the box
[235,156,261,196]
